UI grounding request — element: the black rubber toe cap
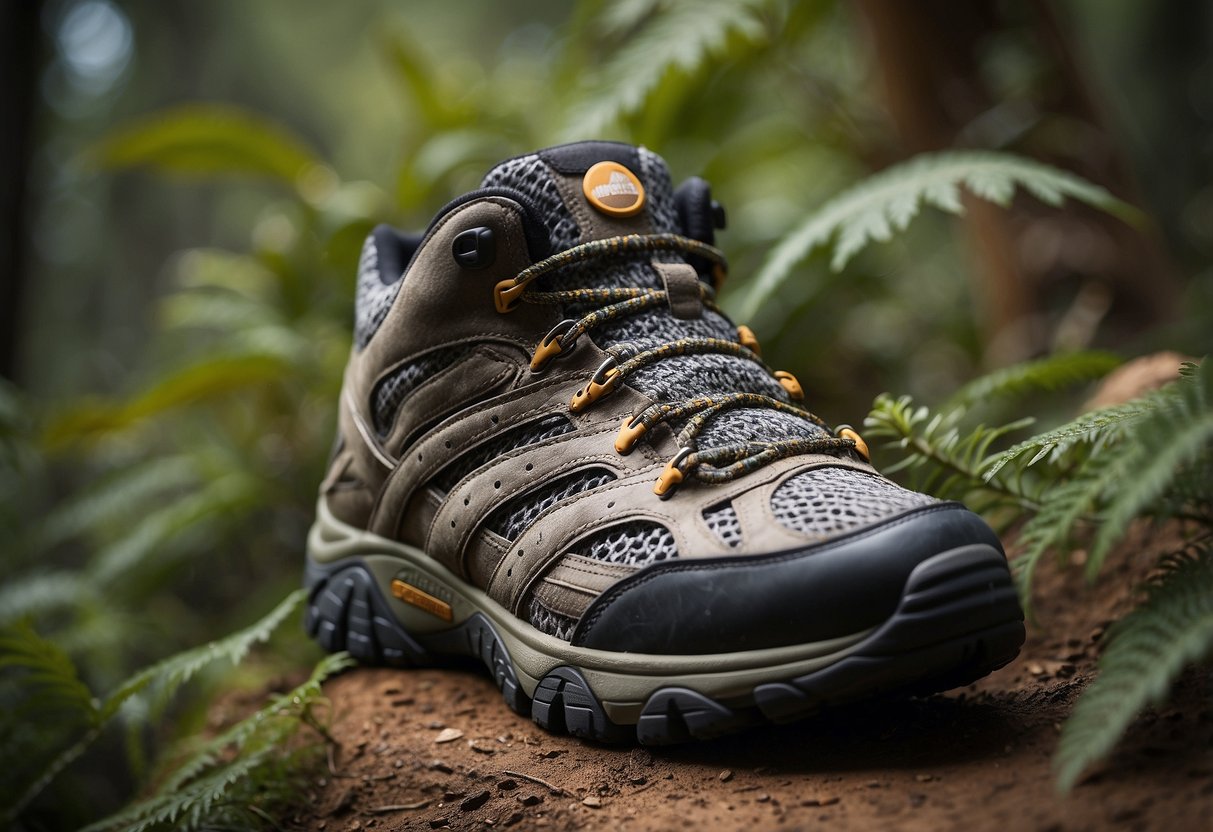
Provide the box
[569,503,1005,655]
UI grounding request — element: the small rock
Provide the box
[468,740,495,754]
[718,769,734,782]
[802,796,840,807]
[428,720,446,729]
[497,779,519,791]
[429,818,448,829]
[429,760,454,773]
[461,790,491,812]
[540,750,564,759]
[629,776,647,786]
[501,811,524,827]
[518,793,543,806]
[435,728,464,744]
[915,774,935,783]
[582,796,602,808]
[1026,662,1045,676]
[756,794,771,803]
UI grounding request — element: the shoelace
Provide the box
[493,233,862,498]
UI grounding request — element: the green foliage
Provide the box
[89,103,325,185]
[945,352,1123,412]
[736,151,1140,321]
[82,652,353,832]
[1054,543,1213,791]
[867,356,1212,791]
[563,0,774,138]
[0,591,309,824]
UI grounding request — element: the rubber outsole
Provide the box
[303,543,1025,745]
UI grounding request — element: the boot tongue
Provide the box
[480,141,680,253]
[481,142,827,453]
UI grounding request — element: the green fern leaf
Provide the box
[945,351,1121,412]
[736,151,1140,321]
[0,621,98,722]
[562,0,772,138]
[1055,545,1213,791]
[0,571,92,626]
[102,589,307,719]
[84,652,352,832]
[1087,360,1213,572]
[89,104,323,185]
[985,397,1154,479]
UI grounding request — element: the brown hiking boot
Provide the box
[304,141,1025,743]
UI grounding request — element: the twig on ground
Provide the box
[501,769,575,798]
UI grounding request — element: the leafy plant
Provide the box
[866,357,1213,789]
[1,590,313,824]
[735,151,1140,321]
[81,651,353,832]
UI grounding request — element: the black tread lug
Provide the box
[303,561,429,666]
[530,667,631,743]
[637,688,754,745]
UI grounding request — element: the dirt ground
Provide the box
[271,521,1213,832]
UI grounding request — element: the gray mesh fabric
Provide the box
[372,346,473,436]
[353,235,403,351]
[478,148,826,455]
[702,502,742,549]
[481,154,580,251]
[485,467,617,541]
[568,522,678,567]
[772,467,937,539]
[431,415,574,493]
[527,597,578,640]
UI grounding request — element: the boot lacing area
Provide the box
[493,233,860,498]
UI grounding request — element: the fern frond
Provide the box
[985,397,1154,479]
[1010,450,1119,605]
[0,571,93,626]
[89,473,260,586]
[157,651,352,795]
[36,456,199,551]
[85,652,352,832]
[736,151,1139,321]
[102,589,307,719]
[0,621,98,722]
[945,351,1121,412]
[863,393,1036,508]
[1055,543,1213,791]
[1087,360,1213,572]
[562,0,772,138]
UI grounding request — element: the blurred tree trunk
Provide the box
[853,0,1178,366]
[0,0,42,381]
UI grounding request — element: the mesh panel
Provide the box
[771,467,937,538]
[353,235,403,350]
[431,414,574,493]
[702,501,742,548]
[371,346,473,436]
[527,596,577,641]
[568,521,678,567]
[479,146,825,455]
[481,154,580,251]
[485,467,617,540]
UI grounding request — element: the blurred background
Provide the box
[2,0,1212,826]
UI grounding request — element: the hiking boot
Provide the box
[304,141,1025,743]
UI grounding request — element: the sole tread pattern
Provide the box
[302,544,1025,745]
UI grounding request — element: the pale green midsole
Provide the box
[307,499,875,721]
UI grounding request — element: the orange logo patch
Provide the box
[582,161,645,217]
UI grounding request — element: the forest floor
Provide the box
[261,520,1213,832]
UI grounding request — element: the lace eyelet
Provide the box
[835,425,870,461]
[614,414,647,455]
[654,447,693,499]
[530,319,578,373]
[569,357,621,413]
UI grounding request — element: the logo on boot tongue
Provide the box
[582,161,645,217]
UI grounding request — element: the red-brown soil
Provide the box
[275,522,1212,832]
